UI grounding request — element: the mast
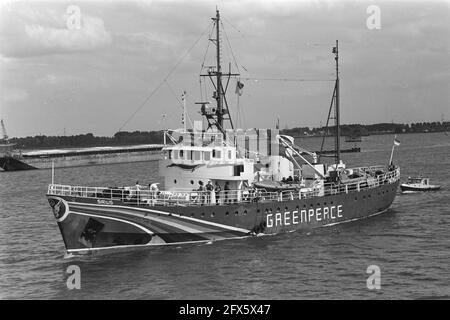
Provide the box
[199,9,239,134]
[214,9,223,128]
[333,40,340,165]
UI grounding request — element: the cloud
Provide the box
[0,3,112,58]
[0,87,28,103]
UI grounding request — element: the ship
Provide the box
[400,177,441,192]
[46,10,400,255]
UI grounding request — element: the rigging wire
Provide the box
[241,77,334,82]
[164,80,181,105]
[220,21,240,73]
[222,16,242,35]
[117,21,213,132]
[199,22,216,101]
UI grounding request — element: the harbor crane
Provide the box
[1,119,9,143]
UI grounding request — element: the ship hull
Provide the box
[400,184,440,192]
[0,156,37,170]
[47,180,399,255]
[0,150,162,171]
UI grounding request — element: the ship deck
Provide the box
[47,166,400,207]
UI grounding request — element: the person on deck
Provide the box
[198,181,205,205]
[205,180,214,204]
[224,181,230,203]
[214,182,221,205]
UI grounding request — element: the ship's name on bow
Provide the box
[266,205,343,227]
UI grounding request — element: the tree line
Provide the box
[8,131,164,149]
[281,121,450,137]
[5,121,449,149]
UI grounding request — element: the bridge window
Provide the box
[228,150,232,159]
[187,150,192,160]
[212,149,221,158]
[172,151,177,159]
[168,150,172,159]
[180,149,184,158]
[204,151,211,161]
[233,165,244,176]
[194,150,201,161]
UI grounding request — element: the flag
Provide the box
[235,80,244,96]
[394,137,400,146]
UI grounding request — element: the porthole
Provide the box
[211,212,215,217]
[235,211,239,216]
[285,206,288,211]
[257,209,260,213]
[225,212,229,216]
[190,180,194,185]
[174,179,177,184]
[191,213,195,217]
[243,210,247,215]
[277,207,281,211]
[201,213,205,217]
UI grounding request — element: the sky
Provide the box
[0,0,449,138]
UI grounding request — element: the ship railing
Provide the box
[47,167,400,206]
[279,167,400,201]
[46,184,280,206]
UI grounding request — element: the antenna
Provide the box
[181,91,187,131]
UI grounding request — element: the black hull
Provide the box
[47,180,399,254]
[0,157,37,171]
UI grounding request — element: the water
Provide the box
[0,132,449,299]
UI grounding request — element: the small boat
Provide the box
[400,177,441,192]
